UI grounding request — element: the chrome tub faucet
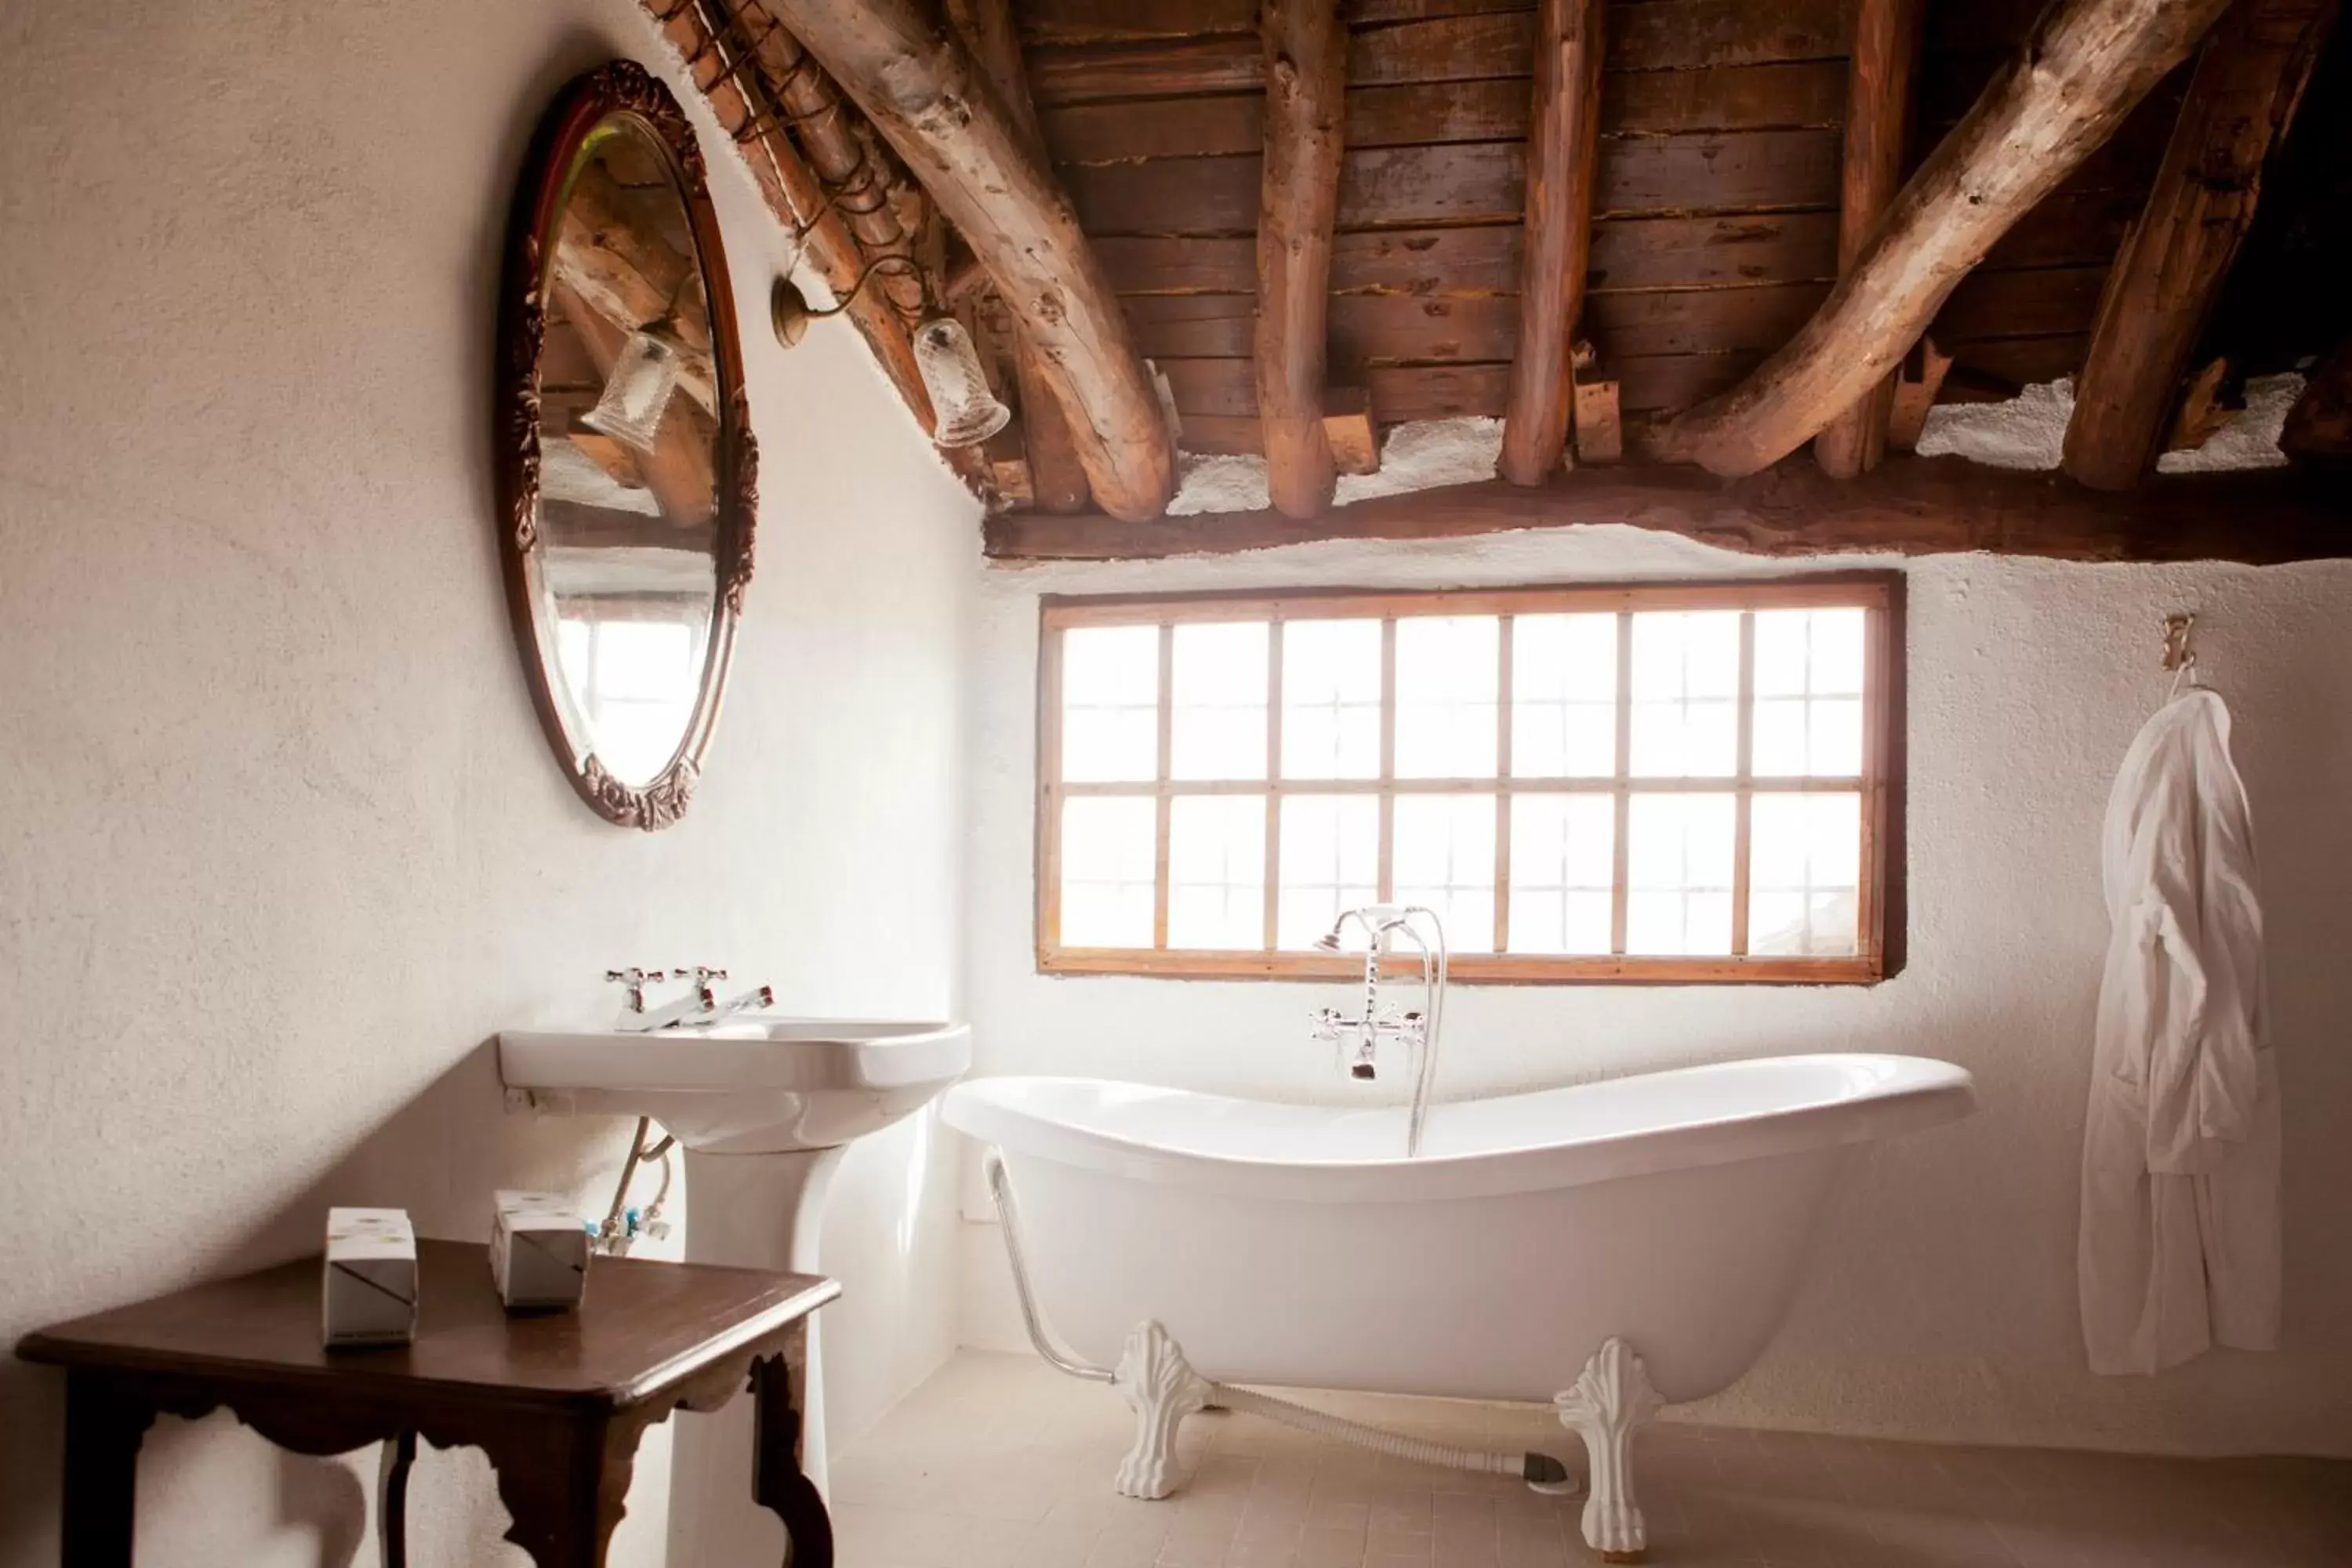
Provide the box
[1308,905,1450,1156]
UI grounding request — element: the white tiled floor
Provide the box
[828,1352,2352,1568]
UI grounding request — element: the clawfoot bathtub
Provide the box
[946,1054,1974,1561]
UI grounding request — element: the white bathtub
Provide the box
[946,1054,1974,1408]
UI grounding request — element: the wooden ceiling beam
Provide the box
[983,459,2352,565]
[2281,333,2352,462]
[730,0,928,321]
[1812,0,1926,479]
[768,0,1175,522]
[947,0,1093,515]
[1258,0,1348,518]
[1653,0,2238,477]
[1498,0,1606,487]
[2062,0,2339,490]
[651,4,931,428]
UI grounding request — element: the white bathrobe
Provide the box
[2079,687,2281,1375]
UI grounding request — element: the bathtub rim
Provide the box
[944,1054,1976,1205]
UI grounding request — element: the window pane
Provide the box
[1629,612,1740,778]
[1168,796,1266,949]
[1625,793,1735,955]
[1062,626,1160,783]
[1171,622,1269,781]
[1749,792,1860,956]
[1508,794,1615,955]
[1277,794,1380,949]
[1058,796,1157,947]
[1281,619,1383,779]
[1393,794,1497,951]
[1512,614,1617,778]
[595,620,699,700]
[1751,609,1866,778]
[1395,617,1499,779]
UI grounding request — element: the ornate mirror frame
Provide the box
[495,60,758,831]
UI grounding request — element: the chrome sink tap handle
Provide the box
[677,966,728,1011]
[604,967,670,1014]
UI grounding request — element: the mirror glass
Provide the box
[499,63,752,830]
[532,117,720,788]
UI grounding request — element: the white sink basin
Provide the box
[497,1017,971,1154]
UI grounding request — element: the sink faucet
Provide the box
[606,967,698,1033]
[605,967,775,1033]
[1309,905,1449,1158]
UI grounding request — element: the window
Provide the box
[1036,576,1900,983]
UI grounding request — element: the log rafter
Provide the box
[1656,0,2240,477]
[1812,0,1926,479]
[984,460,2352,565]
[729,0,929,321]
[1499,0,1607,488]
[1257,0,1348,518]
[946,0,1094,515]
[651,7,927,421]
[2283,333,2352,461]
[767,0,1175,521]
[2062,0,2340,490]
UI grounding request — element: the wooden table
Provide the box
[17,1239,838,1568]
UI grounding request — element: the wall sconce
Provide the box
[771,260,1011,449]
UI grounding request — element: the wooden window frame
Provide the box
[1036,573,1905,984]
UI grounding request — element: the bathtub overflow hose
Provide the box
[981,1149,1574,1495]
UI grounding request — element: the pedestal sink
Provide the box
[497,1017,969,1568]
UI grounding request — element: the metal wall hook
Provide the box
[2161,613,2197,674]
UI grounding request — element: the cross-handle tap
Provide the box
[1309,1006,1427,1079]
[676,966,729,1010]
[604,967,672,1014]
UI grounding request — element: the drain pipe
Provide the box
[981,1149,1573,1494]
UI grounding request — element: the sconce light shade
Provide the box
[913,316,1012,448]
[579,325,684,455]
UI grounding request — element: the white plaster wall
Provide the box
[960,531,2352,1459]
[0,3,975,1563]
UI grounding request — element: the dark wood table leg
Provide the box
[753,1346,832,1568]
[488,1414,643,1568]
[60,1371,152,1568]
[377,1430,416,1568]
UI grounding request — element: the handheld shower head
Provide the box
[1315,903,1407,951]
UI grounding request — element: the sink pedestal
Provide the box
[666,1145,846,1568]
[495,1018,970,1568]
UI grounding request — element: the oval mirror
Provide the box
[495,62,756,830]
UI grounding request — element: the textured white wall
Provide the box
[0,3,975,1564]
[960,532,2352,1459]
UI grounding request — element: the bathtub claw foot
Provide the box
[1112,1319,1211,1500]
[1555,1336,1664,1563]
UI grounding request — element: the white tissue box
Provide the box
[490,1191,590,1312]
[322,1207,418,1348]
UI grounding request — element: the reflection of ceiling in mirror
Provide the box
[541,438,661,515]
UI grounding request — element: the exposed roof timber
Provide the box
[651,8,922,418]
[768,0,1174,521]
[946,0,1093,514]
[1256,0,1346,518]
[1813,0,1927,479]
[1497,0,1606,488]
[1654,0,2239,477]
[984,459,2352,565]
[2062,0,2341,490]
[729,0,927,321]
[2282,335,2352,461]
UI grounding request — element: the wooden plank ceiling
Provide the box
[662,0,2349,559]
[1016,0,2189,456]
